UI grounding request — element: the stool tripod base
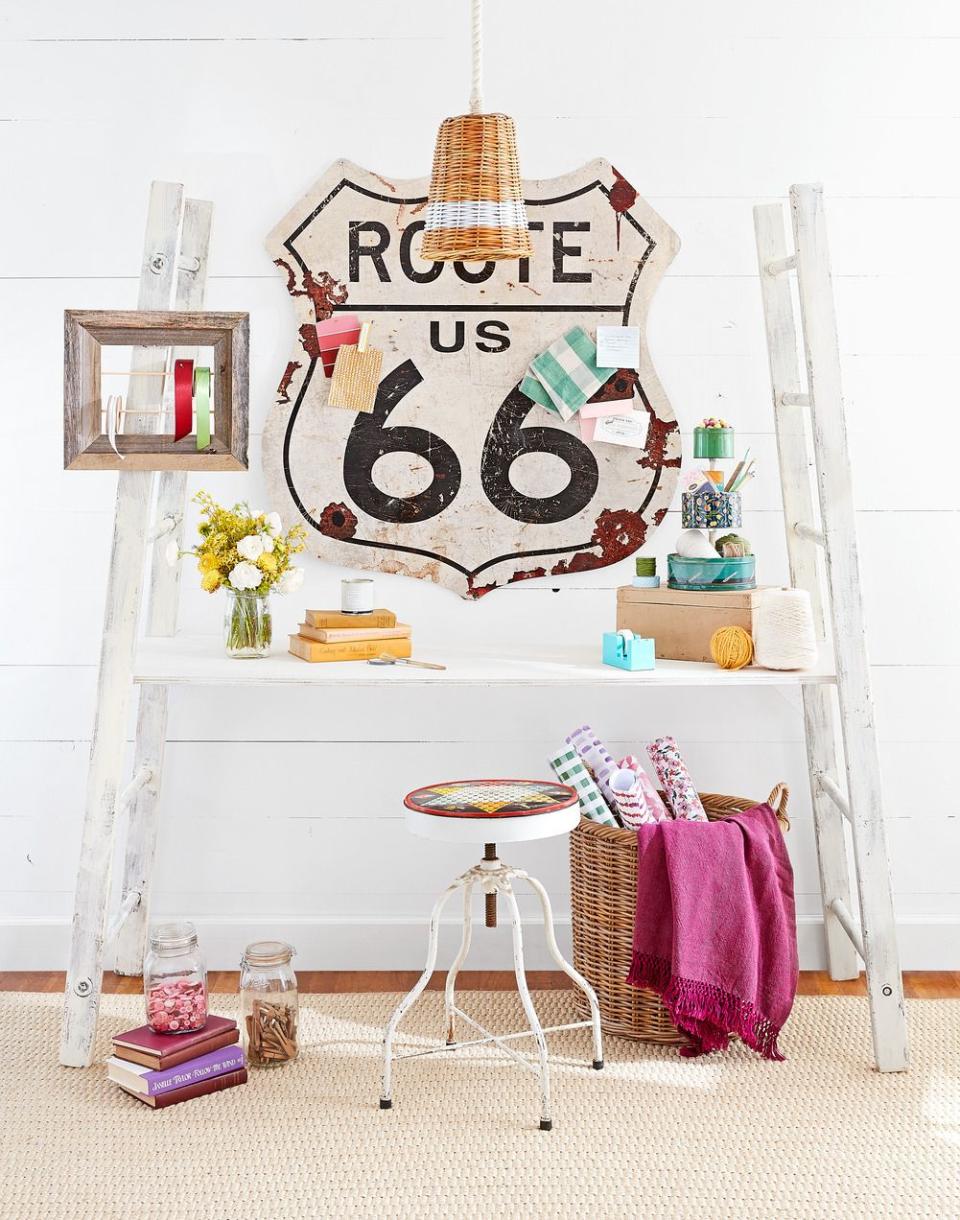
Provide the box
[379,851,604,1131]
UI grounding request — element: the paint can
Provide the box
[341,578,375,614]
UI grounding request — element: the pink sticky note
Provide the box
[580,399,631,420]
[580,414,599,442]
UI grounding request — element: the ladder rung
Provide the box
[793,522,826,546]
[817,772,851,821]
[104,890,142,946]
[765,253,797,276]
[829,898,865,960]
[117,765,153,817]
[779,391,810,408]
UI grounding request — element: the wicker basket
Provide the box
[570,785,790,1044]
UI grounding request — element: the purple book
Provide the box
[107,1043,246,1097]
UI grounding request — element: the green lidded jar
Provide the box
[693,425,734,461]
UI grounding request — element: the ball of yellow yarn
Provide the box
[710,625,754,670]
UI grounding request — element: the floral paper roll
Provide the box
[646,736,708,822]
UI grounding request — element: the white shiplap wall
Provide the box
[1,0,957,969]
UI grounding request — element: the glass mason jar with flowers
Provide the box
[174,492,307,657]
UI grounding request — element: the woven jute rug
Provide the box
[0,991,957,1219]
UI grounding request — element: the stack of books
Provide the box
[289,607,412,663]
[106,1015,247,1109]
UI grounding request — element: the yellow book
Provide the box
[304,608,397,629]
[288,634,413,664]
[298,622,411,644]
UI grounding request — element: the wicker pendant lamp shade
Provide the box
[420,0,533,262]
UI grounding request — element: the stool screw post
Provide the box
[484,843,498,928]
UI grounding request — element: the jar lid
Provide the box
[242,939,295,966]
[149,921,198,952]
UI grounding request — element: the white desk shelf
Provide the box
[133,635,838,689]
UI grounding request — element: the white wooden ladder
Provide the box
[755,185,908,1072]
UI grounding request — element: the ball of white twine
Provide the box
[754,588,818,670]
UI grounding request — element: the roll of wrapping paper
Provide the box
[193,366,211,450]
[617,754,669,824]
[173,359,194,441]
[564,724,618,808]
[610,769,664,829]
[548,746,618,827]
[646,736,708,822]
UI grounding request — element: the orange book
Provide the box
[288,634,412,664]
[298,622,411,644]
[304,608,397,629]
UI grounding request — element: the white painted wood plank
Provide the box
[130,636,838,689]
[115,195,214,977]
[791,183,907,1072]
[4,35,960,127]
[6,0,960,41]
[59,182,183,1068]
[754,201,858,980]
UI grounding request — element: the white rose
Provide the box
[264,511,282,537]
[259,533,275,554]
[237,534,265,561]
[276,567,304,595]
[229,561,262,591]
[165,539,181,568]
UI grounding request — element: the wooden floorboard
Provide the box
[2,971,959,996]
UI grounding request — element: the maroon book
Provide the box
[112,1015,238,1071]
[118,1068,247,1109]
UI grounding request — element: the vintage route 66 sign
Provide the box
[263,158,681,598]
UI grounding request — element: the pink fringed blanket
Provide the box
[626,803,798,1059]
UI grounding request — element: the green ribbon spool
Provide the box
[635,556,657,577]
[193,366,211,451]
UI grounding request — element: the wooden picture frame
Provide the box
[63,309,249,470]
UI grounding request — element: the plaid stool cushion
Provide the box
[404,779,577,819]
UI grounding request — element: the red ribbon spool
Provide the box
[174,359,194,441]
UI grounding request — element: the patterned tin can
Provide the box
[681,490,742,530]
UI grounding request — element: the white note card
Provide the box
[592,411,648,449]
[596,325,640,370]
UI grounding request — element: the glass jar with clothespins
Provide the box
[239,941,299,1069]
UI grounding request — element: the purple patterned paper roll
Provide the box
[565,724,618,807]
[646,736,708,822]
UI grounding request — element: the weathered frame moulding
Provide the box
[63,309,249,471]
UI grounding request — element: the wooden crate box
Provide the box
[616,585,777,663]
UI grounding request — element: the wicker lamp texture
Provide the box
[420,0,532,262]
[421,114,533,262]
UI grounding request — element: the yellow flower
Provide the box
[257,552,278,575]
[201,570,222,592]
[199,552,220,573]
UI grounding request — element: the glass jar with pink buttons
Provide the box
[143,921,208,1034]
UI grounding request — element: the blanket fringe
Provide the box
[627,952,786,1061]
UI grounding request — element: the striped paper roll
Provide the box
[420,114,533,262]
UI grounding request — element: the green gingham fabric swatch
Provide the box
[548,745,619,827]
[528,326,613,417]
[519,370,562,415]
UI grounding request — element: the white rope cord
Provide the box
[469,0,483,114]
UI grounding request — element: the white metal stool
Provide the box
[379,778,603,1131]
